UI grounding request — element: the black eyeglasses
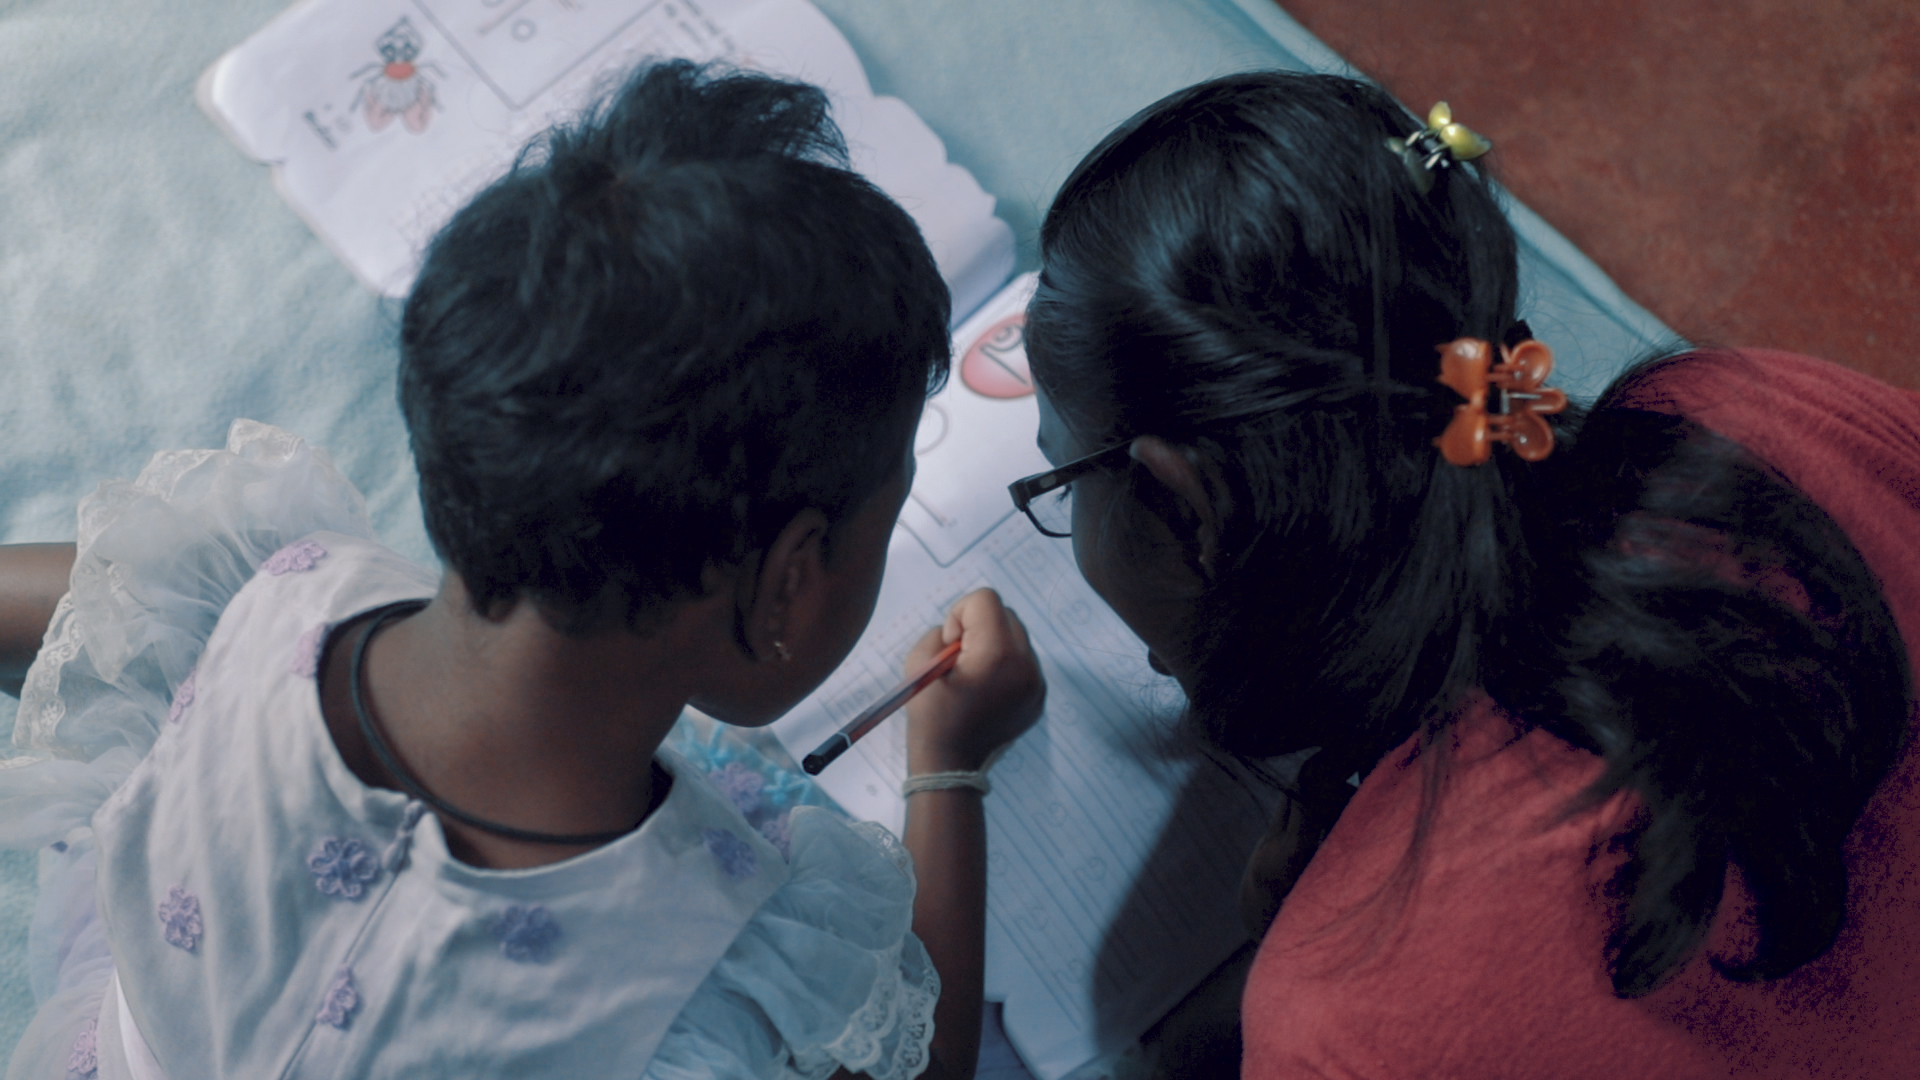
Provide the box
[1006,441,1132,537]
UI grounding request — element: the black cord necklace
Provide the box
[348,599,636,847]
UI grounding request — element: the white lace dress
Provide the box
[0,422,937,1080]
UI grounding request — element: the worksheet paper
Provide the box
[199,0,1015,321]
[772,276,1278,1080]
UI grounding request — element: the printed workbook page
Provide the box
[199,0,1014,319]
[772,276,1277,1080]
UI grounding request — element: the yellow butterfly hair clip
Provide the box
[1384,102,1493,194]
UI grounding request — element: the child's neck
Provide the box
[318,578,698,870]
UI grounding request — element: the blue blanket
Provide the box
[0,0,1670,1061]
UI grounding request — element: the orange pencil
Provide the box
[801,638,964,774]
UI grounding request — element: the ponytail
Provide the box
[1489,362,1910,993]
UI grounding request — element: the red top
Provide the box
[1241,351,1920,1079]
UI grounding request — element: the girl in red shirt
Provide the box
[1019,70,1920,1078]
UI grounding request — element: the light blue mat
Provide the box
[0,0,1671,1063]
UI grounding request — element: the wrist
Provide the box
[908,743,992,776]
[903,742,1011,799]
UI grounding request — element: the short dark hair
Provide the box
[398,60,950,633]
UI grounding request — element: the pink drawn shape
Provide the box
[402,85,434,133]
[960,315,1034,399]
[365,95,394,132]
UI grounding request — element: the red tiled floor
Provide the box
[1277,0,1920,389]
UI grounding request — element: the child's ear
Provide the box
[1129,436,1234,578]
[737,508,831,662]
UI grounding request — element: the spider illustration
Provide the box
[349,18,444,134]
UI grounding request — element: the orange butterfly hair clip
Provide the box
[1433,337,1569,466]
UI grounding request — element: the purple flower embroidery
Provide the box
[703,827,758,879]
[756,811,793,861]
[707,762,765,816]
[307,837,381,899]
[66,1016,98,1078]
[290,623,326,678]
[166,668,197,725]
[158,885,202,951]
[316,966,359,1029]
[263,539,328,576]
[491,905,561,963]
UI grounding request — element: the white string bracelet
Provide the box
[901,744,1010,798]
[901,770,989,796]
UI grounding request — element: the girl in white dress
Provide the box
[0,60,1043,1080]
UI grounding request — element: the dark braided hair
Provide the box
[1026,70,1910,995]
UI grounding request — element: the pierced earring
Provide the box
[772,640,793,662]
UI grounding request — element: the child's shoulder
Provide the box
[209,529,436,679]
[645,790,937,1080]
[13,422,384,763]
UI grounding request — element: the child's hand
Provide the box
[903,588,1045,774]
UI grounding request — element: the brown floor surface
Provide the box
[1276,0,1920,390]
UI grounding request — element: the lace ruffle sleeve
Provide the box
[644,807,939,1080]
[1,420,372,847]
